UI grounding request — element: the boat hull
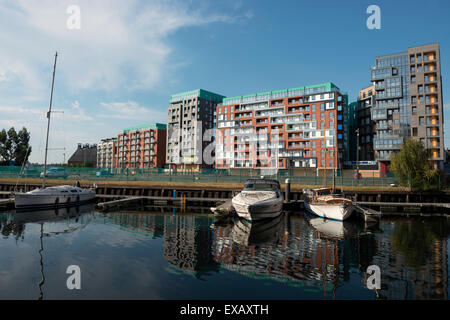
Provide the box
[304,202,354,221]
[232,198,283,221]
[15,192,95,210]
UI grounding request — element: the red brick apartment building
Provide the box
[215,83,348,170]
[114,123,166,169]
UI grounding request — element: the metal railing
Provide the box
[0,166,400,187]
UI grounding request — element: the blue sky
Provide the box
[0,0,449,163]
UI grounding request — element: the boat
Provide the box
[14,52,96,210]
[232,178,283,221]
[15,185,95,210]
[303,188,354,221]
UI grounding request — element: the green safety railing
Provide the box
[0,165,399,187]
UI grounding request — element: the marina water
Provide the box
[0,205,448,299]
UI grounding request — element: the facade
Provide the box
[370,43,444,171]
[166,89,225,171]
[114,123,167,169]
[357,86,376,161]
[215,82,348,170]
[68,143,97,167]
[96,138,116,169]
[344,100,358,162]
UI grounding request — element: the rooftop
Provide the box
[170,89,225,104]
[123,123,167,133]
[221,82,341,105]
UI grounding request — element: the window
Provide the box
[419,117,424,125]
[320,103,325,111]
[411,76,416,83]
[412,106,417,115]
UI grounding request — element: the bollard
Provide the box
[285,178,290,203]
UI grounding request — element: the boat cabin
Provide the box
[243,179,281,192]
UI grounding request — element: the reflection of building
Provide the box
[213,216,344,293]
[68,143,97,167]
[107,213,165,239]
[97,138,116,168]
[371,220,449,300]
[162,215,220,278]
[215,83,348,170]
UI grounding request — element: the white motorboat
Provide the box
[15,185,95,210]
[14,52,96,210]
[303,188,354,221]
[232,179,283,221]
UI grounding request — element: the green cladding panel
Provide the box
[222,82,341,104]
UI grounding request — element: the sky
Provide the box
[0,0,449,164]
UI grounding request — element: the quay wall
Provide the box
[1,179,449,205]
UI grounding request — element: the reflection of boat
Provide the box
[232,214,285,246]
[303,188,354,221]
[305,211,358,239]
[14,52,95,210]
[13,203,94,300]
[232,179,283,221]
[13,203,95,224]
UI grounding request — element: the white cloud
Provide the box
[0,0,238,93]
[99,101,166,121]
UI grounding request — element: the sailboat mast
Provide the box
[42,52,58,189]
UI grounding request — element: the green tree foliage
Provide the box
[390,139,440,191]
[0,127,32,166]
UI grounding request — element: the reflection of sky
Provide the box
[0,211,448,300]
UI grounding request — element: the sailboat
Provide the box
[303,134,354,221]
[14,52,95,210]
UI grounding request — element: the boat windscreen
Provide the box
[317,189,331,196]
[243,183,279,191]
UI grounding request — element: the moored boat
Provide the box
[13,52,96,210]
[15,186,95,210]
[232,179,283,221]
[303,188,354,221]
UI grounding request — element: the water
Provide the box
[0,204,448,300]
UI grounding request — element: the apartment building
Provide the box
[370,43,444,171]
[357,86,376,161]
[215,82,348,170]
[166,89,225,170]
[97,138,117,168]
[114,123,166,169]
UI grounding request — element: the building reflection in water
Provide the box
[5,205,446,300]
[99,210,448,299]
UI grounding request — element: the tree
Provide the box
[0,127,32,166]
[390,138,439,191]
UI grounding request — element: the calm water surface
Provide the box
[0,204,449,300]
